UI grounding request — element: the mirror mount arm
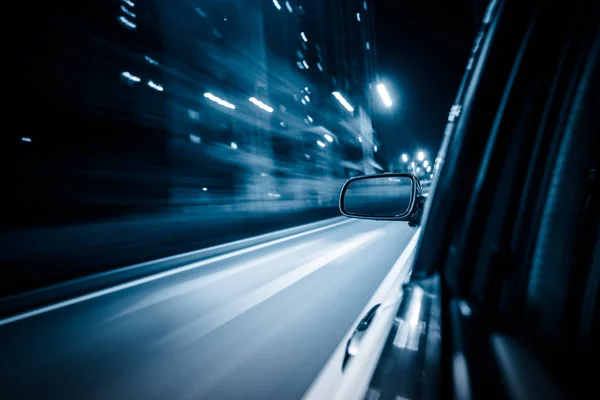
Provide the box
[408,195,426,227]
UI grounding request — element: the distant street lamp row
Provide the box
[400,151,436,179]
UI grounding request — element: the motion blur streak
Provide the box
[0,219,417,400]
[0,219,350,327]
[154,229,385,349]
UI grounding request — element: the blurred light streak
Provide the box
[332,92,354,112]
[121,71,140,82]
[189,134,201,144]
[118,16,136,29]
[356,13,361,21]
[376,83,392,107]
[302,60,309,69]
[195,7,207,18]
[285,1,293,13]
[402,154,409,162]
[249,97,274,113]
[121,0,135,7]
[272,0,282,10]
[202,187,208,191]
[147,81,163,91]
[120,6,136,18]
[423,160,429,168]
[21,137,32,143]
[324,134,333,143]
[204,92,236,109]
[417,151,425,161]
[301,32,308,42]
[374,145,378,152]
[144,55,158,65]
[317,140,326,148]
[358,136,363,143]
[230,142,238,149]
[307,115,313,123]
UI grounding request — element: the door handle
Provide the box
[343,303,381,370]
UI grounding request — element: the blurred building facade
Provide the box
[3,0,383,228]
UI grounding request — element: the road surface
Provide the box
[0,217,418,400]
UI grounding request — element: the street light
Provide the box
[332,92,354,112]
[204,92,236,109]
[401,153,409,162]
[249,97,273,113]
[417,151,425,161]
[423,160,429,168]
[376,83,393,107]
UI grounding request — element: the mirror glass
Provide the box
[342,175,413,218]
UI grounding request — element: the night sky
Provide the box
[373,0,484,165]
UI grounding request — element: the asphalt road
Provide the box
[0,218,418,400]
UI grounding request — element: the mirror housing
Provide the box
[339,173,422,221]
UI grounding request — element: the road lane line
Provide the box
[111,240,319,319]
[2,217,348,302]
[0,219,353,327]
[154,228,387,348]
[302,227,422,400]
[128,216,348,264]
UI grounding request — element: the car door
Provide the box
[327,0,599,398]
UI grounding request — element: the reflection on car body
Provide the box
[325,0,600,398]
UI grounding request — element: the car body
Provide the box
[308,0,600,398]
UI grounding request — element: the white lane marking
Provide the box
[155,229,387,348]
[3,217,348,300]
[111,240,318,319]
[0,219,353,327]
[302,228,421,400]
[122,216,348,269]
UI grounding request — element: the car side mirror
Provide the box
[339,173,423,221]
